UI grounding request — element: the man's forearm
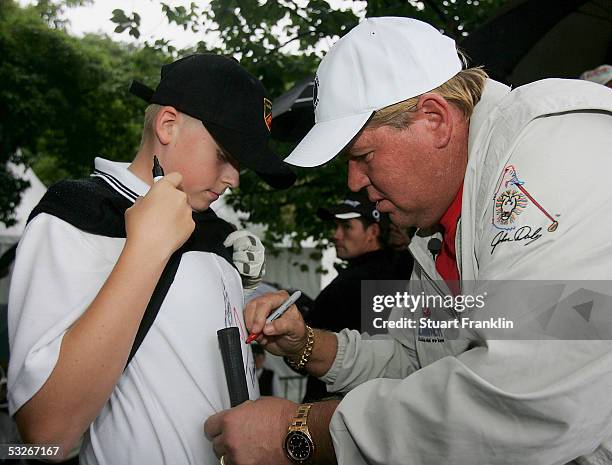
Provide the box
[311,399,341,464]
[305,329,338,378]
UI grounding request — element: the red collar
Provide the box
[435,183,463,292]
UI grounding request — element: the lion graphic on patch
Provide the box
[495,189,527,226]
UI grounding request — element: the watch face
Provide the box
[285,431,313,462]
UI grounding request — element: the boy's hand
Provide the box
[223,230,265,290]
[125,172,195,260]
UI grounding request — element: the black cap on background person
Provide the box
[317,190,386,224]
[317,191,391,251]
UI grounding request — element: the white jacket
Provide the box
[321,79,612,465]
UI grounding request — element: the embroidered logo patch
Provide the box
[492,165,559,232]
[263,98,273,132]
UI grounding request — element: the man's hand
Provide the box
[244,291,308,358]
[204,397,296,465]
[223,230,265,290]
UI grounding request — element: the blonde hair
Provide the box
[367,67,489,130]
[139,104,163,150]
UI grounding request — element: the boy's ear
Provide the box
[154,106,180,145]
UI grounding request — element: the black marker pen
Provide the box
[152,155,164,183]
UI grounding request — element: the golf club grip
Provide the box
[217,327,249,407]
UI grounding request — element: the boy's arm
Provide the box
[14,173,193,457]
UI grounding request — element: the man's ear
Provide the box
[367,222,380,243]
[416,93,453,149]
[154,106,180,145]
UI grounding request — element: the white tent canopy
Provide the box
[0,165,47,305]
[0,164,47,246]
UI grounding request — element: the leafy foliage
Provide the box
[1,0,507,249]
[0,0,168,225]
[110,0,506,248]
[367,0,506,40]
[28,0,93,29]
[110,8,141,39]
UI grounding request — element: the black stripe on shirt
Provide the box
[92,169,139,202]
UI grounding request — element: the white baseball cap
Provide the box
[284,17,463,168]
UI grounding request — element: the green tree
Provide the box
[1,0,507,251]
[0,0,169,226]
[111,0,506,250]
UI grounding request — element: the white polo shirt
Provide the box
[8,158,259,465]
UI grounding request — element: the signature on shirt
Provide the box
[490,225,543,254]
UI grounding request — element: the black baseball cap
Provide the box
[129,54,296,189]
[317,191,386,223]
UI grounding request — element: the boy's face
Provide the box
[165,115,240,212]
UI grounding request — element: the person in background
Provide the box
[387,223,416,251]
[308,190,413,334]
[251,344,274,396]
[580,64,612,88]
[302,191,413,401]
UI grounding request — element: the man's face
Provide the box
[332,218,374,260]
[165,116,240,212]
[346,120,465,228]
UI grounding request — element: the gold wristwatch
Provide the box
[284,403,314,463]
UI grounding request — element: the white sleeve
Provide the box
[320,329,419,393]
[328,111,612,464]
[330,340,612,465]
[7,214,118,415]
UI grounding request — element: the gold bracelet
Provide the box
[288,325,314,371]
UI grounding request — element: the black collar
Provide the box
[28,176,236,267]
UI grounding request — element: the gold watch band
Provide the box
[289,403,313,429]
